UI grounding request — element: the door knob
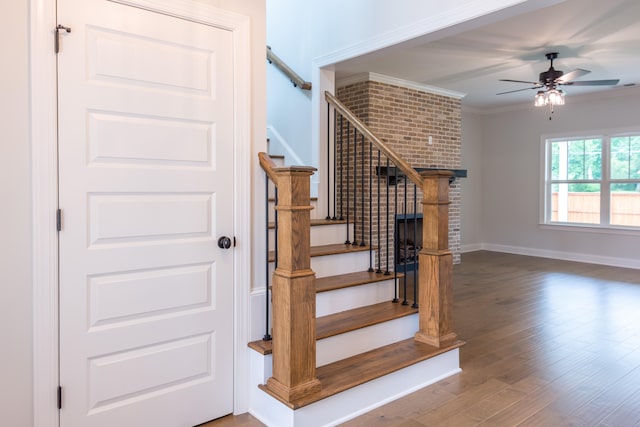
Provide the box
[218,236,232,249]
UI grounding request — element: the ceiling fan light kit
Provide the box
[534,88,565,107]
[498,52,619,115]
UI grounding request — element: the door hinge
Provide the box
[56,209,62,231]
[54,25,72,54]
[57,386,62,409]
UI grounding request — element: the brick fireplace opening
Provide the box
[395,213,422,273]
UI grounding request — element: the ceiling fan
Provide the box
[497,52,620,99]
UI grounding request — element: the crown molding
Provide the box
[337,72,466,100]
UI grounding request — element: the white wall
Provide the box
[0,1,33,425]
[460,110,485,250]
[477,88,640,267]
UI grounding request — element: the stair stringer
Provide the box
[249,348,461,427]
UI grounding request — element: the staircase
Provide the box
[248,152,463,427]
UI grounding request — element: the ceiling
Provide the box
[333,0,640,110]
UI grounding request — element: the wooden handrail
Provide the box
[325,91,423,187]
[267,46,312,91]
[259,152,279,184]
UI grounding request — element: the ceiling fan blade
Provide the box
[497,86,540,95]
[557,68,590,83]
[562,79,620,86]
[500,79,541,85]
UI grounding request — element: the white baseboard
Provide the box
[460,243,483,253]
[470,243,640,270]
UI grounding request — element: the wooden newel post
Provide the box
[415,170,457,348]
[265,166,322,403]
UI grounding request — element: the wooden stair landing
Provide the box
[259,338,464,409]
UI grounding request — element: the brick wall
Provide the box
[336,79,462,264]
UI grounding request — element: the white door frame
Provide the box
[31,1,252,425]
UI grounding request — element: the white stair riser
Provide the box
[317,314,418,367]
[249,348,461,427]
[268,223,353,250]
[311,250,373,277]
[269,250,372,279]
[316,279,397,317]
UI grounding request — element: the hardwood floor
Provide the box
[203,251,640,426]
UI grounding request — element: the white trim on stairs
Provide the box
[266,125,319,200]
[249,349,461,427]
[266,125,306,166]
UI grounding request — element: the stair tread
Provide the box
[260,338,465,409]
[316,270,403,293]
[247,301,415,354]
[268,218,346,230]
[317,301,417,340]
[268,243,374,263]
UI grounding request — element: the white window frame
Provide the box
[541,128,640,233]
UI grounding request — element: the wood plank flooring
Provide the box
[203,251,640,427]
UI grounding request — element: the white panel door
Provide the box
[57,1,235,425]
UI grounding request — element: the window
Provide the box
[543,132,640,229]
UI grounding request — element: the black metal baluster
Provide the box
[368,140,373,271]
[392,165,399,303]
[339,115,344,221]
[385,158,391,276]
[274,187,279,269]
[402,177,408,305]
[376,150,382,274]
[345,121,351,244]
[264,175,272,341]
[412,184,419,309]
[332,109,338,221]
[360,133,365,247]
[326,103,331,220]
[352,127,358,246]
